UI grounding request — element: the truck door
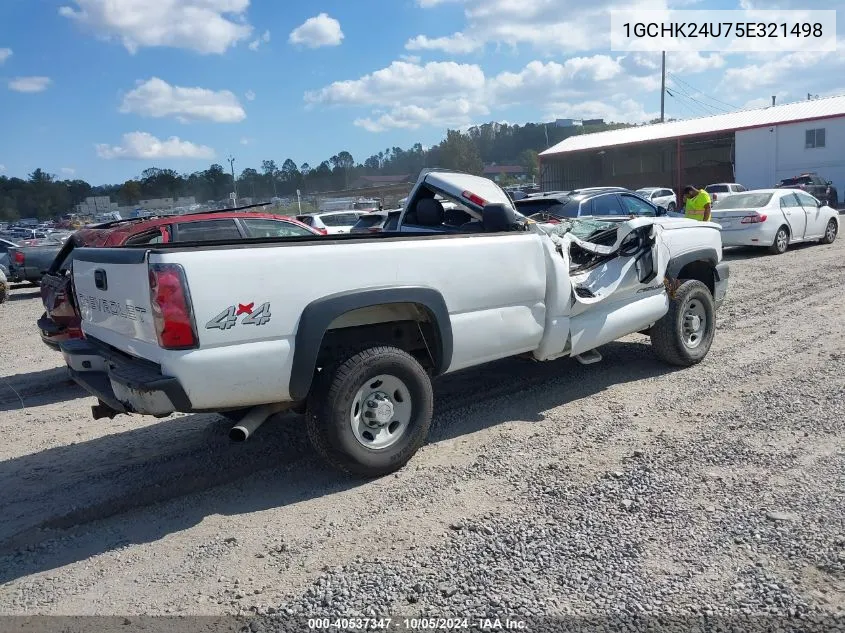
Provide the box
[569,220,669,316]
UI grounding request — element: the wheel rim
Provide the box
[776,229,788,252]
[826,221,837,241]
[349,374,412,450]
[682,299,707,349]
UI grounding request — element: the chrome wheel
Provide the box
[825,220,837,243]
[775,228,788,253]
[349,374,412,450]
[682,299,707,349]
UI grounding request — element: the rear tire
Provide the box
[650,280,715,367]
[667,202,676,213]
[0,271,8,305]
[306,346,434,478]
[821,219,838,245]
[768,226,789,255]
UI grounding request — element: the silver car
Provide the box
[636,187,678,214]
[711,189,839,255]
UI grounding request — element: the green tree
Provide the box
[119,180,142,205]
[518,149,539,180]
[437,130,483,175]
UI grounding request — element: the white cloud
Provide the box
[0,48,11,64]
[306,60,485,107]
[356,99,490,132]
[721,45,845,95]
[407,0,673,54]
[96,132,215,160]
[399,54,421,64]
[0,164,6,172]
[58,0,253,55]
[8,76,52,93]
[307,56,665,131]
[60,167,76,175]
[249,29,271,51]
[289,13,344,48]
[545,97,658,124]
[245,90,256,101]
[119,77,246,123]
[405,32,482,54]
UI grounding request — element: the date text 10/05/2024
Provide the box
[622,21,823,39]
[307,617,528,630]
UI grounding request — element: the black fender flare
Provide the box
[665,248,720,279]
[289,286,453,401]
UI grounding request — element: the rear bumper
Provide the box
[37,313,81,350]
[719,224,776,247]
[714,262,730,310]
[61,338,192,416]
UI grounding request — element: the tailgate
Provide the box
[72,249,158,345]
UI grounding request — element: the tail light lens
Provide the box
[462,191,487,207]
[14,251,24,265]
[368,227,383,233]
[741,213,767,224]
[317,228,328,235]
[148,263,197,350]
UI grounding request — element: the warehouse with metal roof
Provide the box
[538,95,845,203]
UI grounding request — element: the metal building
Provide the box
[538,95,845,198]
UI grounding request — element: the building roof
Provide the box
[540,94,845,157]
[483,165,525,174]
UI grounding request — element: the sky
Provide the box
[0,0,843,185]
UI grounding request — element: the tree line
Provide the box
[0,120,630,221]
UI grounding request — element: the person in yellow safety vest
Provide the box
[682,185,712,222]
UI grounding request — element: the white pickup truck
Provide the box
[62,170,730,477]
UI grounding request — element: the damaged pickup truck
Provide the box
[62,170,730,477]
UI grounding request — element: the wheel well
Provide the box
[677,260,715,295]
[316,302,443,373]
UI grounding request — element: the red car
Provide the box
[37,209,321,350]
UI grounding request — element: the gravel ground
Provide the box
[0,239,843,627]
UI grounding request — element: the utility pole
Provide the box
[660,51,666,123]
[227,155,238,204]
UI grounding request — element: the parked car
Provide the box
[296,211,365,235]
[0,237,20,281]
[514,188,666,223]
[710,189,839,255]
[350,210,401,234]
[63,169,728,477]
[775,173,839,207]
[37,210,320,350]
[636,187,678,213]
[7,239,66,285]
[704,183,747,204]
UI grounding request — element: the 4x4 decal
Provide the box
[206,302,271,330]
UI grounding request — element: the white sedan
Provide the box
[711,189,839,255]
[636,187,678,214]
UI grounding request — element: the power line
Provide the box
[666,84,716,117]
[665,89,707,119]
[667,72,738,111]
[667,80,731,115]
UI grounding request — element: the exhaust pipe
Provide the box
[229,403,289,442]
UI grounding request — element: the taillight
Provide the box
[14,251,24,265]
[148,263,197,350]
[741,213,767,224]
[711,193,718,201]
[368,227,382,233]
[462,191,487,207]
[318,228,328,235]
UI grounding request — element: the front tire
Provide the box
[821,219,838,245]
[306,346,434,478]
[650,280,716,367]
[768,226,789,255]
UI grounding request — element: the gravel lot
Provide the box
[0,238,843,625]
